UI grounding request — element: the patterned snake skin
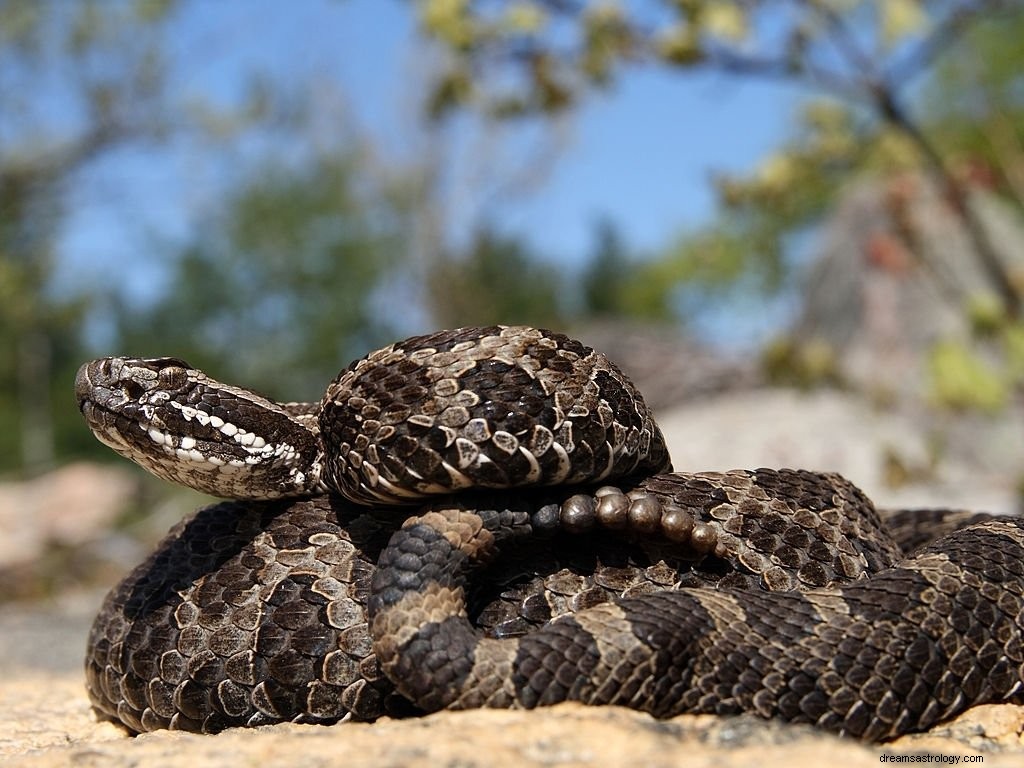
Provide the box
[76,326,1024,740]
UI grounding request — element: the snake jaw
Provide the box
[76,357,322,499]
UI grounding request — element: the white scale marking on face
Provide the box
[175,447,210,463]
[142,398,306,487]
[147,427,169,447]
[165,400,278,450]
[175,404,197,421]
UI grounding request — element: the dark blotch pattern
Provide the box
[86,490,708,733]
[319,326,671,504]
[365,472,1024,742]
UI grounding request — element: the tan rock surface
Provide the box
[3,592,1024,767]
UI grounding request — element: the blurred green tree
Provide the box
[925,9,1024,209]
[0,0,185,474]
[113,154,408,403]
[580,217,632,318]
[426,226,567,328]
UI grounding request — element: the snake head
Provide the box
[75,357,324,499]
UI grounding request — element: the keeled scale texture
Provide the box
[85,491,711,733]
[319,326,670,504]
[85,498,402,733]
[366,470,1024,741]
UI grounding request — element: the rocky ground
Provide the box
[2,387,1022,766]
[2,593,1023,768]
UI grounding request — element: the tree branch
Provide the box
[888,0,1016,84]
[704,46,867,102]
[798,0,878,81]
[877,86,1021,317]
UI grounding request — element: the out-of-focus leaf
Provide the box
[426,67,474,119]
[531,53,573,110]
[967,292,1007,337]
[928,339,1007,412]
[702,1,747,41]
[880,0,927,47]
[762,337,843,389]
[69,0,103,53]
[1005,322,1024,380]
[417,0,476,50]
[580,2,633,83]
[656,24,703,66]
[0,0,42,45]
[502,1,546,34]
[134,0,176,23]
[755,153,798,194]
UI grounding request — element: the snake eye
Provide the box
[157,364,188,390]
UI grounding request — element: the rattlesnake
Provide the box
[76,325,1024,740]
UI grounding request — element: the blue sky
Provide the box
[54,0,805,340]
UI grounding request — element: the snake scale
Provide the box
[76,325,1024,741]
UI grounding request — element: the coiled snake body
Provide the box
[76,325,1024,741]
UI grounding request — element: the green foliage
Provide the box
[427,228,567,329]
[413,0,989,119]
[0,0,182,475]
[580,218,632,318]
[618,225,780,321]
[1007,323,1024,381]
[417,0,1024,331]
[918,288,1024,412]
[925,295,1024,412]
[115,156,407,401]
[924,10,1024,203]
[717,101,869,225]
[5,0,1023,482]
[2,1,405,480]
[927,338,1009,413]
[761,337,843,390]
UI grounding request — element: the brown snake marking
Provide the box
[76,325,1024,740]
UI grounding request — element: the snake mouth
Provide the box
[76,359,125,414]
[75,357,185,460]
[75,361,136,442]
[74,361,96,414]
[75,362,115,433]
[76,393,134,455]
